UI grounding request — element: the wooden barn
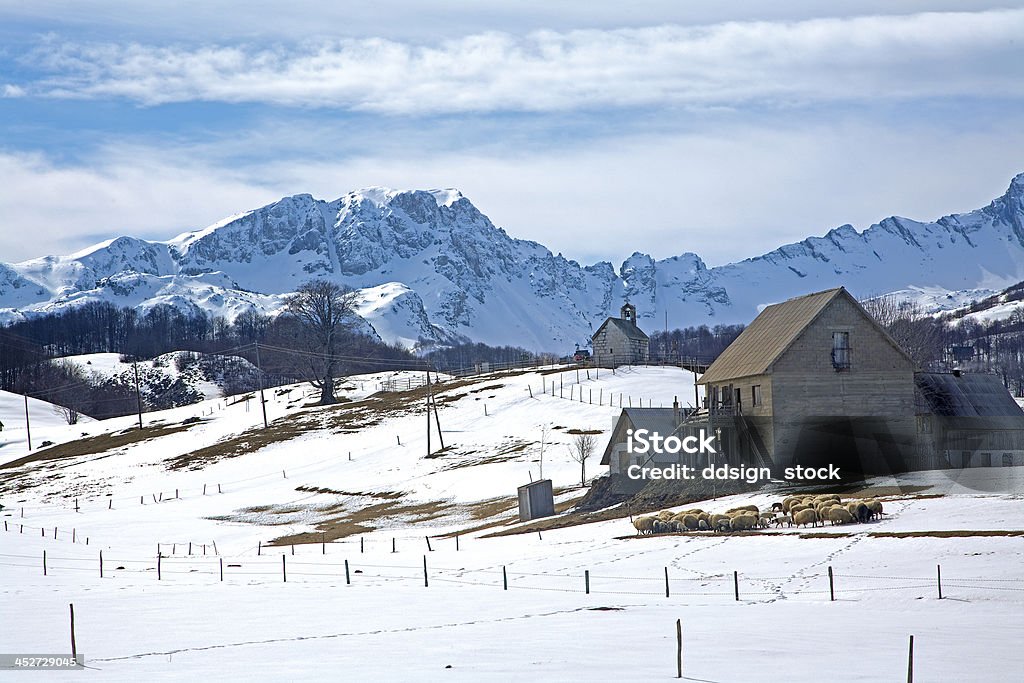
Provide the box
[694,287,918,474]
[591,303,649,367]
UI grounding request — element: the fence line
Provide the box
[4,548,1021,600]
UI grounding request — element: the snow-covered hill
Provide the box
[3,174,1024,350]
[62,351,259,406]
[0,367,1020,681]
[0,390,95,464]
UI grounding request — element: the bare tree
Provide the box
[283,280,359,405]
[567,432,597,487]
[861,294,946,368]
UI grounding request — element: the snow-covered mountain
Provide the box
[2,174,1024,351]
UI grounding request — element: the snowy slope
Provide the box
[2,174,1024,351]
[0,367,1021,681]
[0,390,95,465]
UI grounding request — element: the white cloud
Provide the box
[0,151,279,264]
[2,119,1021,268]
[21,9,1024,113]
[2,84,26,97]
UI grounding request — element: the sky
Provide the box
[1,1,1022,268]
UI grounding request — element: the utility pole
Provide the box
[254,341,268,429]
[426,367,432,456]
[133,362,143,430]
[430,366,444,450]
[23,393,31,450]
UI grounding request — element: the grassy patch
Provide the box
[1,422,194,470]
[268,498,456,545]
[868,530,1024,539]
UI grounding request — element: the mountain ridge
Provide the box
[2,173,1024,351]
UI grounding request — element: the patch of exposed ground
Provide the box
[269,498,457,545]
[165,378,481,470]
[868,529,1024,539]
[1,422,197,472]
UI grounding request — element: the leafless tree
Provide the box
[567,432,597,487]
[861,294,946,368]
[283,280,359,405]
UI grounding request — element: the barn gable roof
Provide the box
[699,287,912,384]
[592,317,649,342]
[599,408,680,465]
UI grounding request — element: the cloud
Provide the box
[17,9,1024,113]
[2,118,1021,268]
[2,84,26,97]
[0,150,279,264]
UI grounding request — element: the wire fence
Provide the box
[1,545,1020,603]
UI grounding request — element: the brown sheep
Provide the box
[730,514,758,531]
[793,509,818,528]
[710,513,730,528]
[682,514,700,531]
[827,507,854,525]
[633,516,656,535]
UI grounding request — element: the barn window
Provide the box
[831,331,851,370]
[751,385,762,406]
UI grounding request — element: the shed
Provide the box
[517,479,555,522]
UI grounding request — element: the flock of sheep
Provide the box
[632,493,886,535]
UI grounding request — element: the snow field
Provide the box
[1,367,1022,680]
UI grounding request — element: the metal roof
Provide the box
[915,372,1024,417]
[698,288,842,384]
[599,408,681,465]
[698,286,912,384]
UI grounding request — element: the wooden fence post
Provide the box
[43,549,47,576]
[360,537,364,553]
[392,537,396,553]
[907,635,914,683]
[157,553,161,580]
[503,566,508,590]
[426,536,433,552]
[423,555,429,587]
[220,557,224,582]
[585,570,590,594]
[676,618,682,679]
[70,604,77,664]
[665,567,670,598]
[937,564,943,599]
[282,554,286,582]
[99,550,103,578]
[828,566,835,601]
[734,571,739,601]
[345,559,351,585]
